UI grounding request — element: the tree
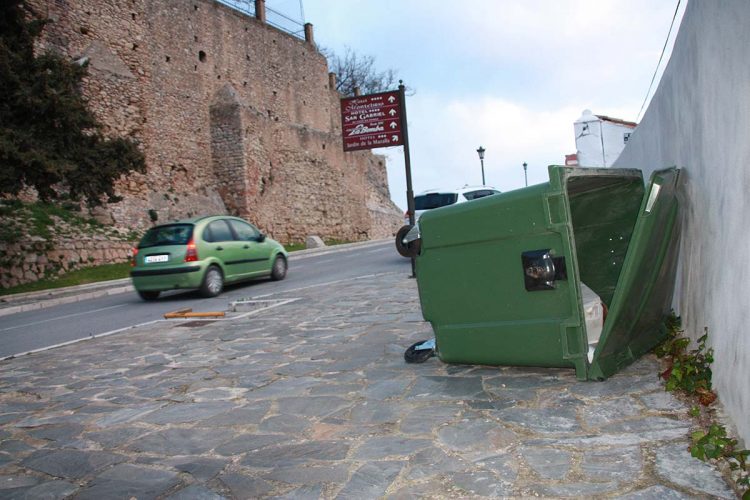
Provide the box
[0,0,145,206]
[323,46,398,97]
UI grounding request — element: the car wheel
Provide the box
[200,265,224,297]
[271,255,287,281]
[395,225,413,258]
[137,290,160,301]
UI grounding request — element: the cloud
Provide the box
[295,0,687,210]
[383,91,585,209]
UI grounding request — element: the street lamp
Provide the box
[476,146,486,186]
[523,162,528,187]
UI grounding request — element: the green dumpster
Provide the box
[414,166,681,380]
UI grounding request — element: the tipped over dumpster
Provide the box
[410,166,681,381]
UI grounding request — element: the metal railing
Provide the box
[215,0,306,40]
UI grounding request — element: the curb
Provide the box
[288,238,390,260]
[0,278,133,304]
[0,238,394,317]
[0,284,136,318]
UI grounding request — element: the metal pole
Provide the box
[399,81,416,278]
[476,146,486,186]
[524,163,528,187]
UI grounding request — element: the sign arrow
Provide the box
[388,96,396,103]
[389,109,397,116]
[392,135,399,142]
[389,121,398,129]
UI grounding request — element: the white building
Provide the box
[571,110,637,167]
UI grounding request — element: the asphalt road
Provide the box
[0,240,410,359]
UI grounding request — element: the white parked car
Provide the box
[396,185,501,257]
[404,185,501,225]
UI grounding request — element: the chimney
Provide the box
[304,23,314,45]
[254,0,266,23]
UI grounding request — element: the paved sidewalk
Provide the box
[0,271,739,498]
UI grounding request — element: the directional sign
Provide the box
[340,91,403,152]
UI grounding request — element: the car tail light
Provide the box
[184,238,199,262]
[131,247,138,267]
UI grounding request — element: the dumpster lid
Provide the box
[588,167,681,380]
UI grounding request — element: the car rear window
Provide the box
[414,193,458,210]
[463,189,500,201]
[138,224,193,248]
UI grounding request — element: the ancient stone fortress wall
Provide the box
[1,238,133,289]
[26,0,403,244]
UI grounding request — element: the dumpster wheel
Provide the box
[395,225,413,257]
[404,339,436,363]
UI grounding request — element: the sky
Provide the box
[268,0,686,211]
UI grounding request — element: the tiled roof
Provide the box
[595,115,637,128]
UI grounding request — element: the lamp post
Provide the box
[523,162,528,187]
[476,146,486,186]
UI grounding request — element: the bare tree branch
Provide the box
[322,46,399,97]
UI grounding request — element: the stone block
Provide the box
[305,235,325,249]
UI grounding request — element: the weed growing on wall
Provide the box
[0,200,121,240]
[0,199,140,289]
[658,323,715,404]
[691,424,749,492]
[656,314,749,496]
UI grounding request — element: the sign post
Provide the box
[398,82,416,277]
[341,82,417,277]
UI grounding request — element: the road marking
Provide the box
[0,304,129,333]
[1,298,300,361]
[363,247,389,254]
[314,258,338,264]
[252,272,400,299]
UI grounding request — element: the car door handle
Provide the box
[216,246,223,251]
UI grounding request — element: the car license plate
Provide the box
[144,254,169,263]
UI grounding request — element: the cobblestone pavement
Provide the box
[0,272,739,498]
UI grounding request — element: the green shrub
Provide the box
[657,314,748,494]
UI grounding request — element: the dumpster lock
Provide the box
[521,249,567,291]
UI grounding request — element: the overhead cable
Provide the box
[636,0,682,122]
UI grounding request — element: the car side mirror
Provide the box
[257,233,266,243]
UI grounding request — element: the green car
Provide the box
[130,215,288,300]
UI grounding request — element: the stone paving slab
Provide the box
[0,272,740,498]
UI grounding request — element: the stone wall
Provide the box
[25,0,402,243]
[1,237,133,289]
[0,201,139,288]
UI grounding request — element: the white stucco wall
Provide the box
[614,0,750,444]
